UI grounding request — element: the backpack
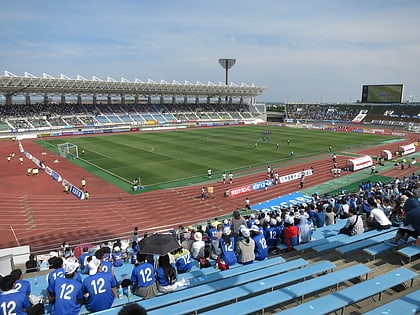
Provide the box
[216,257,229,271]
[199,257,211,269]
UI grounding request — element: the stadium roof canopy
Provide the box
[0,71,266,98]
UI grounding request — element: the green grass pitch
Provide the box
[41,125,398,192]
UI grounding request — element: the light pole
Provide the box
[218,58,236,103]
[218,58,236,85]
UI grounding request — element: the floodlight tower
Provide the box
[218,58,236,85]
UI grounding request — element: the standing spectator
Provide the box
[25,253,38,273]
[366,197,391,230]
[218,227,237,267]
[131,253,158,299]
[231,210,247,239]
[155,254,178,293]
[236,229,255,265]
[251,225,268,260]
[83,257,117,313]
[132,226,139,243]
[50,258,83,315]
[314,205,326,228]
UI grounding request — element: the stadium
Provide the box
[1,71,420,314]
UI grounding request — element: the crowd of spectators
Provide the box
[286,104,359,122]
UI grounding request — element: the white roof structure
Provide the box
[0,71,265,99]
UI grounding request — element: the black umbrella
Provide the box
[138,233,181,255]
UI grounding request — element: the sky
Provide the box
[1,0,420,103]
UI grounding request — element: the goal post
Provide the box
[57,142,79,159]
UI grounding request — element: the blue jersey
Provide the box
[47,268,65,295]
[174,250,193,273]
[78,253,90,273]
[51,277,83,315]
[155,263,177,287]
[14,279,31,297]
[100,260,114,275]
[219,237,237,266]
[131,262,156,288]
[253,234,268,260]
[83,272,117,312]
[264,226,280,248]
[207,227,217,241]
[0,290,30,315]
[112,252,123,267]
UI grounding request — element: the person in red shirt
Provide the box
[284,219,299,251]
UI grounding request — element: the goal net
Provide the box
[57,142,79,159]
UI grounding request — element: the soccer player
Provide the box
[222,172,226,184]
[83,257,117,313]
[207,168,212,179]
[229,172,233,184]
[50,258,84,315]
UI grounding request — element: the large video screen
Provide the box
[361,84,403,103]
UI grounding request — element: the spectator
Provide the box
[118,303,148,315]
[47,256,64,303]
[209,224,223,260]
[0,275,44,315]
[172,247,193,274]
[25,253,38,273]
[218,227,237,267]
[386,197,420,245]
[50,258,83,315]
[325,205,336,226]
[95,248,115,278]
[191,232,205,260]
[283,219,299,251]
[155,254,178,293]
[264,218,281,250]
[236,229,255,265]
[250,225,268,260]
[131,253,158,299]
[231,210,247,239]
[366,197,392,230]
[297,216,312,244]
[83,256,117,313]
[342,208,365,236]
[132,226,139,243]
[112,246,124,267]
[78,246,90,274]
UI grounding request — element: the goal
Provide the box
[57,142,79,159]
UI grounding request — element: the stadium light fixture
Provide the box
[218,58,236,85]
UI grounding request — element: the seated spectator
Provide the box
[173,247,193,274]
[342,208,365,236]
[264,219,281,250]
[236,229,255,265]
[131,253,158,299]
[283,219,299,251]
[112,246,124,267]
[218,227,237,267]
[78,246,90,274]
[386,197,420,245]
[297,216,312,244]
[251,225,268,261]
[366,197,392,230]
[10,269,31,298]
[191,232,205,259]
[155,254,178,293]
[25,253,38,273]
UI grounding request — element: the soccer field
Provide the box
[42,125,398,191]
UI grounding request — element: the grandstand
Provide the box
[1,72,420,314]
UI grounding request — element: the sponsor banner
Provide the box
[24,151,33,160]
[228,184,252,197]
[252,179,273,191]
[279,169,313,184]
[69,185,85,200]
[45,167,62,182]
[251,192,314,213]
